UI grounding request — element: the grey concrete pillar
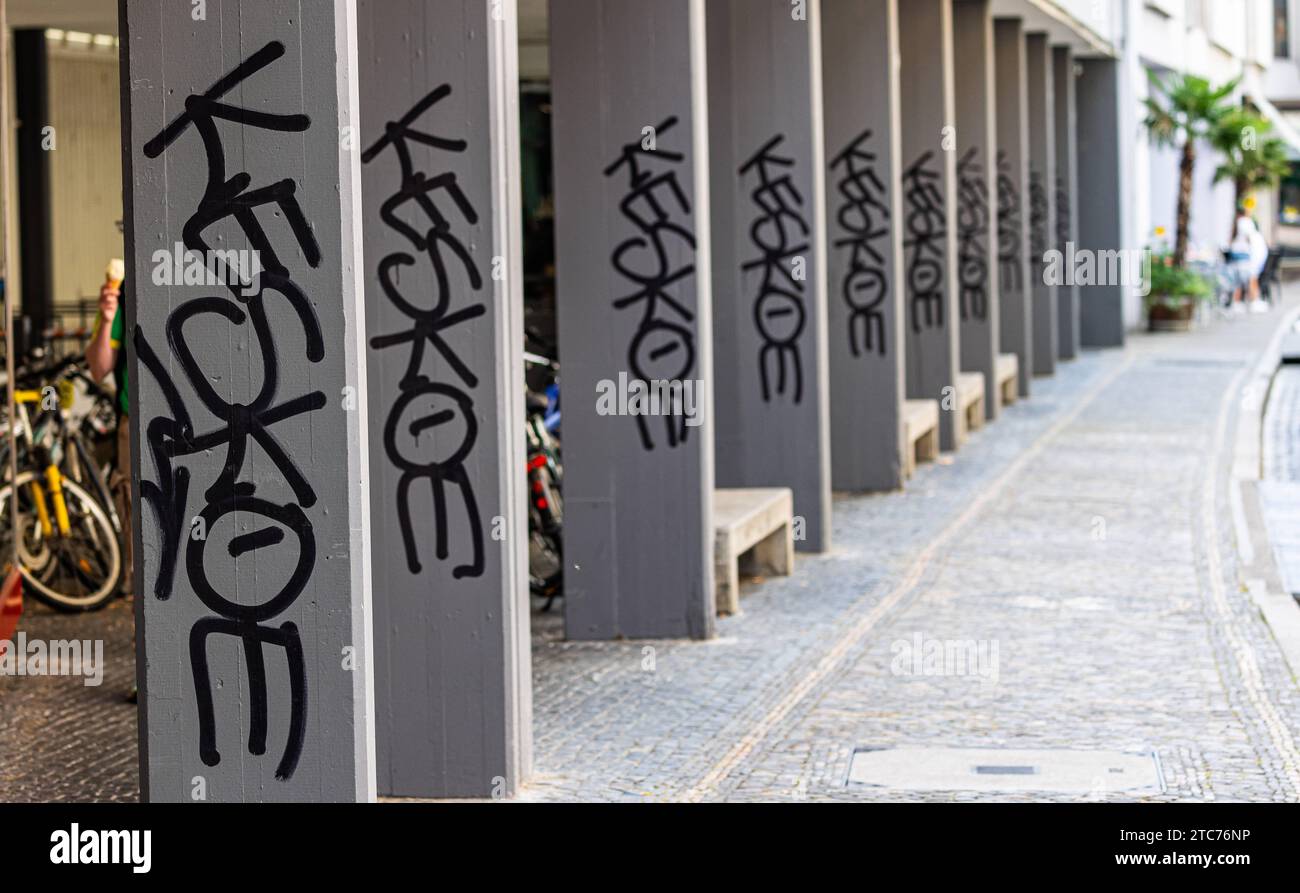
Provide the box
[952,0,1001,419]
[821,0,906,491]
[121,0,375,801]
[707,0,830,551]
[1025,33,1057,377]
[898,0,964,451]
[551,0,716,640]
[1053,45,1080,361]
[993,18,1033,396]
[1076,57,1126,348]
[356,0,531,800]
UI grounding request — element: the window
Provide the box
[1277,0,1292,58]
[1280,166,1300,226]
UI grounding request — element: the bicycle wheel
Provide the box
[0,472,54,578]
[67,430,122,535]
[527,460,563,603]
[0,471,123,612]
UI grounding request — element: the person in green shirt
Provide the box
[86,277,131,597]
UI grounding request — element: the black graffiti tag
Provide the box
[136,41,323,781]
[1056,175,1071,251]
[362,85,485,579]
[997,150,1023,292]
[604,116,698,451]
[956,148,990,322]
[740,135,808,404]
[1029,167,1049,279]
[903,151,946,333]
[829,129,889,358]
[187,487,311,778]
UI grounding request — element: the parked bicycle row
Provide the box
[0,349,125,611]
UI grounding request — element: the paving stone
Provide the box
[0,599,139,802]
[523,295,1300,802]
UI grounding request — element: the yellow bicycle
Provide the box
[0,388,122,611]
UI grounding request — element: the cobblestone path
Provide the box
[526,299,1300,802]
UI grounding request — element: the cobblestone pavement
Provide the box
[0,598,139,802]
[525,295,1300,802]
[5,298,1300,803]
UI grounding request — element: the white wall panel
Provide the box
[47,44,122,317]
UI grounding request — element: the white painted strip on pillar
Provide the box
[707,0,831,552]
[994,17,1033,396]
[898,0,964,451]
[356,0,531,800]
[551,0,716,640]
[821,0,907,491]
[122,0,375,802]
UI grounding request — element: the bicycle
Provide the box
[0,381,123,611]
[1,356,121,527]
[525,348,563,610]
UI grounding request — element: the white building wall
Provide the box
[1266,0,1300,100]
[1121,0,1148,330]
[1146,140,1179,248]
[1193,145,1239,254]
[1264,1,1300,249]
[1245,0,1275,69]
[1051,0,1122,44]
[46,37,122,323]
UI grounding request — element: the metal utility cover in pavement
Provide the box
[847,748,1164,794]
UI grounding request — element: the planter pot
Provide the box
[1147,297,1196,332]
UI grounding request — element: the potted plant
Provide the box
[1146,253,1212,331]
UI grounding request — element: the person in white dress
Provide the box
[1227,211,1256,313]
[1248,216,1271,313]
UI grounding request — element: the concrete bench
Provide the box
[996,353,1019,406]
[903,399,940,480]
[957,371,986,433]
[713,488,794,616]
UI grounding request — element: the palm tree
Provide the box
[1211,109,1292,237]
[1143,73,1239,266]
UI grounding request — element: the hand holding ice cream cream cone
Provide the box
[106,258,125,289]
[100,258,124,320]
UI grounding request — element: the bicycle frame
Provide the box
[8,392,73,539]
